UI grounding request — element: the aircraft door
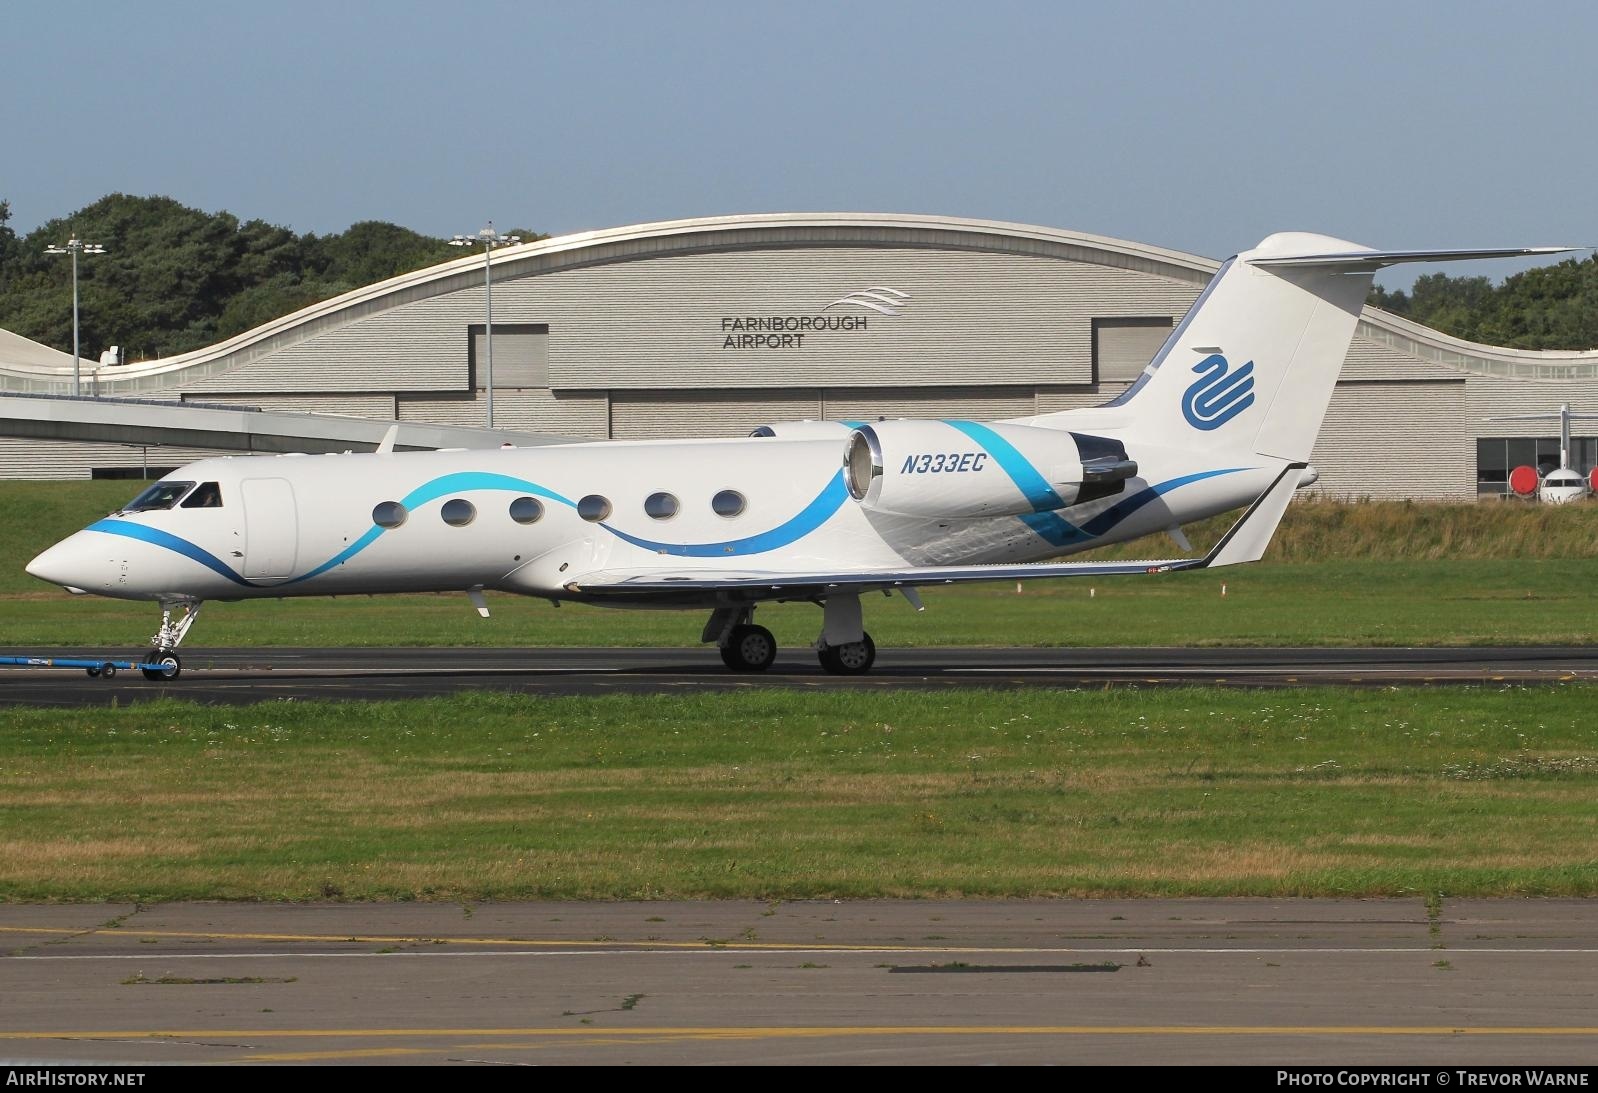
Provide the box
[240,478,300,579]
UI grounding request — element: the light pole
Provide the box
[449,222,521,428]
[44,236,108,397]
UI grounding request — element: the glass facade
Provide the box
[1477,436,1598,496]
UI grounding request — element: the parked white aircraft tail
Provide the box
[26,234,1573,677]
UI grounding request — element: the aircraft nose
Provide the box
[26,534,96,593]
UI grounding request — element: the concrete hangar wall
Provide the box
[3,213,1597,499]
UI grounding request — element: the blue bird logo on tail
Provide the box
[1181,354,1255,430]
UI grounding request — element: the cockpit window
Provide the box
[123,481,195,512]
[180,482,224,509]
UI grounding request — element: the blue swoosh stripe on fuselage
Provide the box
[290,472,581,583]
[600,471,850,557]
[83,469,853,584]
[85,519,254,587]
[86,472,585,588]
[942,419,1066,512]
[1018,467,1251,548]
[397,471,577,513]
[289,525,384,584]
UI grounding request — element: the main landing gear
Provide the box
[142,600,202,681]
[720,622,778,672]
[817,633,876,675]
[704,594,879,676]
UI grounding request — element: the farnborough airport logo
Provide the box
[1181,353,1255,430]
[720,287,912,350]
[824,286,912,315]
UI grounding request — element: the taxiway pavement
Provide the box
[2,645,1597,706]
[2,899,1594,1065]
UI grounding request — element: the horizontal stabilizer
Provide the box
[1250,245,1575,271]
[1203,462,1305,568]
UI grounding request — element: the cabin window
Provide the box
[509,496,544,524]
[441,499,476,527]
[711,490,746,518]
[372,501,408,529]
[644,492,679,520]
[180,482,224,508]
[577,495,612,522]
[124,481,195,512]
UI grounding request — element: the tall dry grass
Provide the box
[1088,497,1598,562]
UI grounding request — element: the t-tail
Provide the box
[1105,233,1573,464]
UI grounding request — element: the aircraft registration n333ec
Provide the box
[26,234,1572,679]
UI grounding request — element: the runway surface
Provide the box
[2,899,1595,1065]
[2,645,1597,706]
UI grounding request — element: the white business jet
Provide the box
[27,234,1568,680]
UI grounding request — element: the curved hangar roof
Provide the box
[0,212,1593,395]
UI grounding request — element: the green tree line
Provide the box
[0,195,543,361]
[1367,256,1598,351]
[1,194,1591,357]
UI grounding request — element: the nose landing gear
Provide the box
[141,651,182,681]
[143,600,202,681]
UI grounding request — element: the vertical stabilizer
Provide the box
[1109,233,1373,463]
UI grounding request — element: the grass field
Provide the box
[5,485,1596,904]
[6,558,1598,649]
[6,482,1598,648]
[0,687,1593,901]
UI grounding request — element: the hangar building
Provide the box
[1,213,1595,499]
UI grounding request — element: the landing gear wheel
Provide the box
[142,652,181,681]
[818,632,876,675]
[720,624,777,672]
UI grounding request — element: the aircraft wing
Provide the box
[566,555,1205,596]
[568,462,1306,598]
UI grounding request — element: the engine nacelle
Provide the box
[844,420,1137,519]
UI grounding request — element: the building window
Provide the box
[469,323,551,390]
[509,496,544,524]
[1476,435,1597,496]
[644,492,679,520]
[1092,317,1174,384]
[93,466,179,481]
[577,494,612,522]
[711,490,745,517]
[373,501,408,528]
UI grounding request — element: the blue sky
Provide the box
[8,1,1594,287]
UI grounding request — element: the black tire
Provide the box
[720,624,777,672]
[141,652,181,682]
[101,664,116,679]
[85,666,101,678]
[818,631,876,675]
